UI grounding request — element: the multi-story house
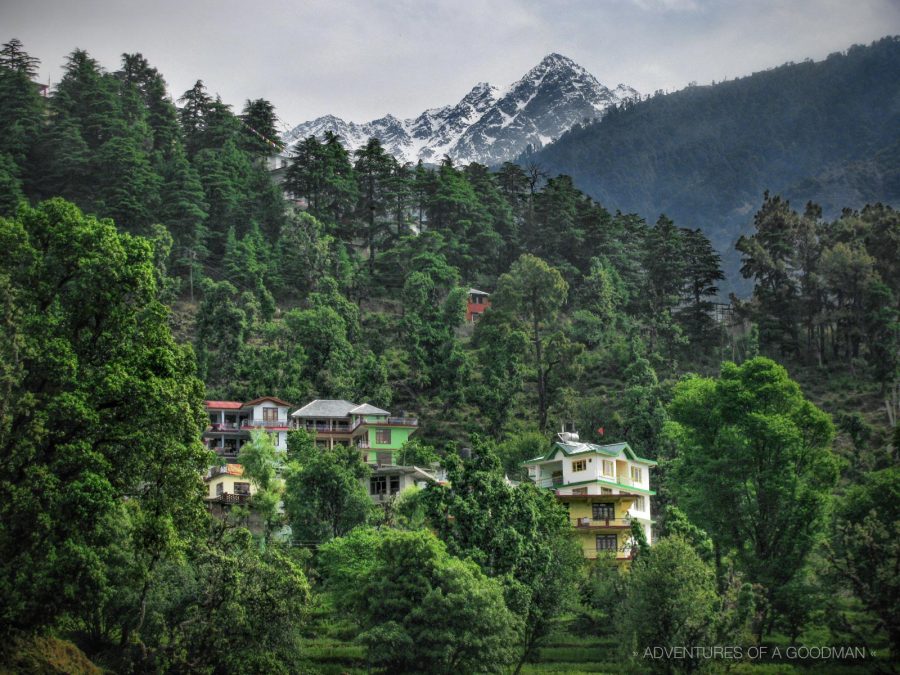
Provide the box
[367,465,441,503]
[205,463,256,504]
[203,396,293,461]
[466,288,491,324]
[524,432,656,565]
[290,399,418,463]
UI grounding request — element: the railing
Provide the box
[208,422,240,431]
[214,492,250,504]
[357,440,371,449]
[535,476,565,488]
[212,446,240,458]
[574,517,631,528]
[303,423,352,433]
[243,419,289,428]
[385,417,418,426]
[350,416,419,431]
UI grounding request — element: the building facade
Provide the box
[466,288,491,324]
[524,433,656,565]
[290,399,418,466]
[203,397,293,461]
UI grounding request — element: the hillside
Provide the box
[528,37,900,294]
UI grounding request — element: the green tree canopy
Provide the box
[0,199,209,634]
[667,357,837,634]
[319,527,518,674]
[283,439,370,544]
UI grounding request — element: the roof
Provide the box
[524,441,658,466]
[350,403,389,416]
[242,396,293,408]
[205,463,244,481]
[371,465,439,482]
[291,399,359,418]
[206,400,243,410]
[468,288,490,296]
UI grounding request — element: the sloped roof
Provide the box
[291,399,359,418]
[524,441,658,466]
[468,288,490,296]
[206,400,243,410]
[242,396,293,408]
[371,465,439,482]
[350,403,390,416]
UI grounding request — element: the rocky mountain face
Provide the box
[282,54,639,166]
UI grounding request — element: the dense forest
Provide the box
[529,36,900,293]
[0,37,897,673]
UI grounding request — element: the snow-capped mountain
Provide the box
[282,54,639,166]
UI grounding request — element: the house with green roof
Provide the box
[523,432,656,565]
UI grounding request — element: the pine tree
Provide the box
[239,98,282,157]
[678,227,724,342]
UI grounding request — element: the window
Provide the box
[572,459,587,472]
[592,503,615,520]
[216,482,224,496]
[632,495,645,512]
[596,534,618,552]
[370,476,387,495]
[601,487,613,494]
[390,475,400,494]
[630,466,642,483]
[234,482,251,495]
[572,487,587,495]
[376,429,392,444]
[601,460,614,477]
[263,406,278,421]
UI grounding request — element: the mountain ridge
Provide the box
[282,54,639,165]
[525,37,900,293]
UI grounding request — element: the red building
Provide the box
[466,288,491,324]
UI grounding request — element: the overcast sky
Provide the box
[4,0,899,131]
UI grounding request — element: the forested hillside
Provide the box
[528,36,900,292]
[0,37,897,673]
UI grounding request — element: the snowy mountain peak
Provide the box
[283,55,638,166]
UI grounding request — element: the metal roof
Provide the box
[468,288,490,296]
[524,441,657,466]
[350,403,389,415]
[291,399,359,418]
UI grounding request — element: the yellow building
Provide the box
[204,463,256,505]
[524,433,656,566]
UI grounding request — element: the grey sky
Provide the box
[3,0,899,130]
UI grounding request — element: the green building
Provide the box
[290,399,418,466]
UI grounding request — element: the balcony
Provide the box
[208,422,241,432]
[535,476,565,488]
[211,492,250,505]
[574,516,632,529]
[384,416,418,427]
[350,416,419,431]
[243,419,289,428]
[211,446,241,459]
[301,421,352,433]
